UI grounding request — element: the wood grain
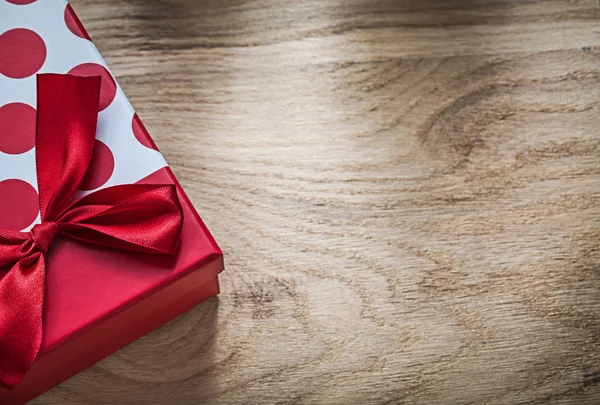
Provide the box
[33,1,600,404]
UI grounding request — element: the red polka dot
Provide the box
[0,103,36,155]
[132,113,159,151]
[68,64,116,111]
[64,4,91,41]
[0,29,46,79]
[80,140,115,191]
[6,0,37,4]
[0,179,38,231]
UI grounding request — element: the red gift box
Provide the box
[0,2,224,404]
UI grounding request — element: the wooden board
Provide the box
[33,1,600,404]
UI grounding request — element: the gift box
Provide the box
[0,1,224,404]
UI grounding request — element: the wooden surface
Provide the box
[33,1,600,404]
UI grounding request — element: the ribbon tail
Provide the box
[0,254,46,389]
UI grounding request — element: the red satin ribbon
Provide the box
[0,74,183,389]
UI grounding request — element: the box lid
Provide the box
[0,0,223,355]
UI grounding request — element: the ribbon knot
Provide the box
[31,222,61,257]
[0,74,184,390]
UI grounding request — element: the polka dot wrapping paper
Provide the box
[0,1,224,403]
[0,0,167,232]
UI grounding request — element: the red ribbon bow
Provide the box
[0,74,183,389]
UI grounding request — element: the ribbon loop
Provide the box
[0,74,183,389]
[36,74,102,221]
